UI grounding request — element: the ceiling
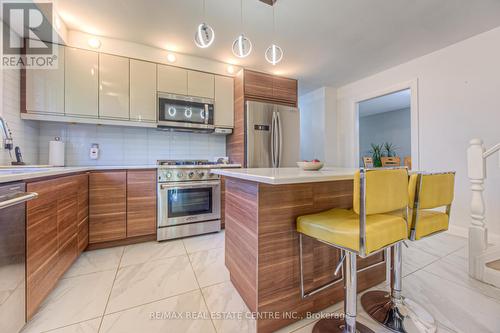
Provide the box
[359,89,410,117]
[54,0,500,94]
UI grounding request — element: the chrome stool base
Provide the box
[361,291,437,333]
[312,318,374,333]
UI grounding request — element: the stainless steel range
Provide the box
[157,160,221,241]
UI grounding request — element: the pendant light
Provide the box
[265,3,283,65]
[232,0,252,58]
[194,0,215,48]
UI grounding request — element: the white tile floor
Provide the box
[21,231,500,333]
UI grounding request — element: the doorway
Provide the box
[357,88,412,168]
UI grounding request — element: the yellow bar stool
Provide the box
[361,171,455,333]
[297,168,409,333]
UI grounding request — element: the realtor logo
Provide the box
[1,1,58,68]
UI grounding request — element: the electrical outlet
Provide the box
[90,143,99,160]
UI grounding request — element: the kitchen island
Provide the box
[211,167,387,333]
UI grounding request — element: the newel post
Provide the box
[467,138,488,278]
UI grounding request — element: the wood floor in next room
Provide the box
[21,232,500,333]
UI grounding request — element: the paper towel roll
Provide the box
[49,139,65,166]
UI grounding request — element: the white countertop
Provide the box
[0,165,156,184]
[0,164,241,184]
[211,167,358,185]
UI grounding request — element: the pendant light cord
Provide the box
[272,4,276,40]
[203,0,206,20]
[240,0,244,28]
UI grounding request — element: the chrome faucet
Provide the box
[0,116,14,153]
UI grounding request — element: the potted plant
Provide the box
[384,142,398,157]
[369,143,383,167]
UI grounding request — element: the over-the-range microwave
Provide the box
[157,93,215,132]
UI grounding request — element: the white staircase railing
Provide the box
[467,139,500,287]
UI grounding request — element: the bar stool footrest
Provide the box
[361,290,437,333]
[312,317,374,333]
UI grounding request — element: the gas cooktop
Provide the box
[157,160,219,166]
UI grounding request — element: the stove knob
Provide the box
[177,172,184,178]
[188,172,195,178]
[198,171,205,178]
[166,172,172,179]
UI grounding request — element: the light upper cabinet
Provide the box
[65,47,98,117]
[25,44,64,115]
[130,60,156,122]
[99,54,130,119]
[157,65,187,95]
[214,75,234,128]
[188,70,214,99]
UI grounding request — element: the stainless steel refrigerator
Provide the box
[245,100,300,168]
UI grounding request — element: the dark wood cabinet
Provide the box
[89,171,127,243]
[26,179,58,277]
[26,173,88,319]
[88,170,157,248]
[127,170,157,237]
[243,69,297,106]
[56,176,79,247]
[244,70,274,100]
[77,174,89,253]
[272,75,298,105]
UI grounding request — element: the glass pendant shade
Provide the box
[194,23,215,48]
[265,44,283,65]
[232,34,252,58]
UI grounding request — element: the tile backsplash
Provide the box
[38,122,227,166]
[0,68,40,165]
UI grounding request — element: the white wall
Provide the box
[299,86,336,163]
[38,122,226,166]
[335,26,500,235]
[299,88,325,161]
[359,108,411,165]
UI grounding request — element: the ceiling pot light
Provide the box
[194,23,215,48]
[167,53,177,63]
[265,44,283,65]
[87,37,101,49]
[232,34,252,58]
[194,0,215,48]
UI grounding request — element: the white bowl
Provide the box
[297,161,324,171]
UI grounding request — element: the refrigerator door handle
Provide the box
[276,111,283,168]
[270,111,276,168]
[274,112,280,167]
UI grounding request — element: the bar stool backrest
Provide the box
[353,168,409,215]
[354,168,409,257]
[409,172,455,210]
[408,172,455,240]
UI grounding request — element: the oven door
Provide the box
[158,180,221,227]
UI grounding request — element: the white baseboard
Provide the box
[447,225,500,243]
